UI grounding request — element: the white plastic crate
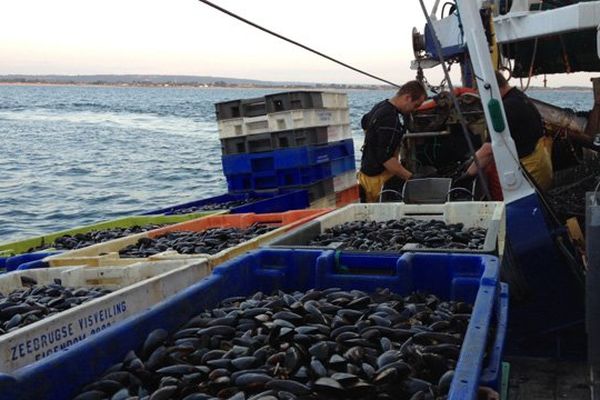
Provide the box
[318,92,348,109]
[325,124,352,143]
[218,109,350,139]
[268,108,350,133]
[0,259,210,372]
[268,202,506,255]
[333,170,357,192]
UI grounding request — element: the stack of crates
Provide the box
[217,91,358,207]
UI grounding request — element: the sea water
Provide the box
[0,85,592,242]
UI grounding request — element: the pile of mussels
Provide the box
[119,225,276,258]
[547,156,600,219]
[172,199,258,214]
[0,277,111,335]
[27,225,166,253]
[547,175,600,218]
[74,288,476,400]
[308,219,487,251]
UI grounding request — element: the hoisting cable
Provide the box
[520,0,543,91]
[197,0,402,88]
[416,0,491,200]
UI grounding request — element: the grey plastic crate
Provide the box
[221,133,274,155]
[402,178,452,204]
[265,91,347,113]
[273,127,329,148]
[216,91,348,122]
[247,133,274,153]
[241,97,267,118]
[215,97,266,120]
[221,137,247,155]
[215,100,242,120]
[221,126,351,155]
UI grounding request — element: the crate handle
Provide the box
[403,212,444,216]
[327,251,399,276]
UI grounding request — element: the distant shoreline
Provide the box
[0,81,392,91]
[0,81,591,92]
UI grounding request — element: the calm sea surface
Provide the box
[0,85,592,242]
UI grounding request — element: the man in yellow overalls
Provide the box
[466,71,553,197]
[358,81,427,203]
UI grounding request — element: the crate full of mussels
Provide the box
[43,209,332,269]
[0,213,222,272]
[0,249,508,400]
[0,258,210,373]
[267,202,505,255]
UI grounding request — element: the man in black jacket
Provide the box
[358,80,427,202]
[466,71,552,198]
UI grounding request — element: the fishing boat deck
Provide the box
[507,357,590,399]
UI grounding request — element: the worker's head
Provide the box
[495,70,511,96]
[392,80,427,113]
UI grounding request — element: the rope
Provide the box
[197,0,402,88]
[520,0,543,91]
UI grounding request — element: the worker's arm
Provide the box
[383,158,413,180]
[467,142,494,176]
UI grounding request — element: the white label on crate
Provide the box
[1,261,209,372]
[8,299,128,364]
[317,111,332,122]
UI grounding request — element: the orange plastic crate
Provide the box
[44,209,333,269]
[148,209,331,237]
[335,185,360,207]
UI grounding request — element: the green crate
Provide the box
[0,212,224,257]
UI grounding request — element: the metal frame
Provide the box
[456,0,535,204]
[454,0,585,353]
[495,2,600,44]
[415,1,600,66]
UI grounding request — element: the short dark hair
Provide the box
[397,80,427,101]
[495,70,508,88]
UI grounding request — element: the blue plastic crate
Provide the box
[277,163,332,187]
[274,139,354,169]
[5,252,60,272]
[252,173,279,190]
[331,154,356,175]
[0,250,503,400]
[225,173,253,192]
[142,190,310,216]
[222,140,354,175]
[221,152,275,175]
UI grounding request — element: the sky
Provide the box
[0,0,597,87]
